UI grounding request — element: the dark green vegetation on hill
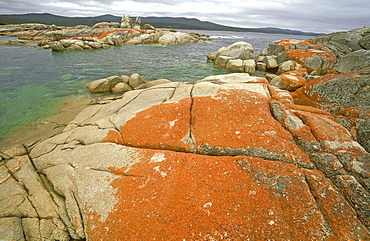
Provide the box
[0,13,321,35]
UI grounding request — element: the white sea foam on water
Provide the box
[210,35,244,39]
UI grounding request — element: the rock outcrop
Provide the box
[39,29,208,50]
[0,39,37,47]
[85,73,171,94]
[0,15,210,51]
[207,41,256,74]
[1,73,369,240]
[120,14,132,28]
[292,67,370,152]
[208,27,370,79]
[206,27,370,154]
[270,68,308,91]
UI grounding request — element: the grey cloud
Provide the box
[0,0,369,33]
[0,0,38,13]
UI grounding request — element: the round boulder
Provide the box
[129,73,145,88]
[112,82,132,93]
[226,41,254,60]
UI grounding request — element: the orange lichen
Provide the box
[279,69,307,91]
[84,148,369,240]
[73,216,79,231]
[285,48,336,73]
[127,29,145,34]
[283,101,332,116]
[118,98,193,152]
[292,72,365,107]
[191,89,311,164]
[294,111,351,142]
[103,129,124,145]
[248,77,269,84]
[114,89,310,164]
[148,30,161,34]
[287,49,316,59]
[85,30,125,39]
[277,39,297,50]
[336,106,369,118]
[267,85,294,102]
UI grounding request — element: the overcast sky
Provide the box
[1,0,369,33]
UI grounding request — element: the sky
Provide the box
[0,0,369,33]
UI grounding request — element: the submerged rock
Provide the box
[1,73,369,240]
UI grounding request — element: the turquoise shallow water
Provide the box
[0,30,312,138]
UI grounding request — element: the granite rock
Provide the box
[1,73,369,240]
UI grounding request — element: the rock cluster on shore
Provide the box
[207,27,370,153]
[0,27,369,240]
[0,15,210,50]
[85,73,172,94]
[208,26,370,77]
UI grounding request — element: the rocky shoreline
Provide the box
[0,15,210,51]
[0,26,369,240]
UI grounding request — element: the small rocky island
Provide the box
[0,22,369,240]
[0,14,210,50]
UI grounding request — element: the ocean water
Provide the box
[0,30,312,138]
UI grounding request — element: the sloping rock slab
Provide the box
[1,74,369,240]
[83,147,367,240]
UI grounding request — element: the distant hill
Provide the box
[0,13,321,36]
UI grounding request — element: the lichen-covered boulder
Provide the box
[254,27,370,76]
[270,68,308,91]
[292,68,370,152]
[337,49,370,73]
[292,69,370,112]
[359,34,370,50]
[1,73,369,240]
[259,39,338,75]
[310,28,365,51]
[92,21,120,28]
